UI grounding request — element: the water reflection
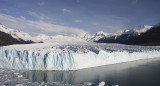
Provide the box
[23,58,160,86]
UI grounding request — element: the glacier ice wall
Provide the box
[0,47,160,70]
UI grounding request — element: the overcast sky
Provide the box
[0,0,160,36]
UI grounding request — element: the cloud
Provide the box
[62,8,72,13]
[0,14,87,36]
[39,2,45,6]
[73,19,82,23]
[28,11,50,20]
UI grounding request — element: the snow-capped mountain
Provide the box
[82,31,109,41]
[108,25,152,39]
[0,24,35,46]
[0,24,88,45]
[124,25,152,35]
[91,31,109,41]
[0,30,22,46]
[84,25,151,42]
[1,23,159,46]
[98,24,160,45]
[0,24,33,41]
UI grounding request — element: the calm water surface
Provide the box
[23,58,160,86]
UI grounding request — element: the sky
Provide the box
[0,0,160,36]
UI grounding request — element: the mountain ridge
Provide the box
[97,24,160,46]
[0,23,159,46]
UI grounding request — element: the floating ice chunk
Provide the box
[83,82,93,85]
[18,75,23,78]
[40,81,45,86]
[83,81,105,86]
[15,84,24,86]
[114,85,119,86]
[14,73,19,75]
[99,81,105,86]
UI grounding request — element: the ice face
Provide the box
[0,45,160,70]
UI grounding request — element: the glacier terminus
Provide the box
[0,43,160,70]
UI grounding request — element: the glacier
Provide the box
[0,43,160,70]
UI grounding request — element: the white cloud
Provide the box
[62,8,72,13]
[73,19,82,23]
[0,14,87,36]
[0,14,17,22]
[39,2,45,6]
[28,11,50,20]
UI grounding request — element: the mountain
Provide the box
[0,23,111,44]
[125,25,152,35]
[97,24,160,46]
[82,31,109,41]
[126,24,160,45]
[0,31,22,46]
[0,24,89,45]
[1,23,159,46]
[0,24,34,46]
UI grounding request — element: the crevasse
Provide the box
[0,47,160,70]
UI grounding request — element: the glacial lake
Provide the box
[23,58,160,86]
